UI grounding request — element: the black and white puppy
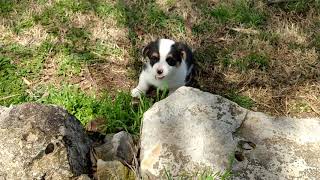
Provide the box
[131,38,194,97]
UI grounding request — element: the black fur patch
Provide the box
[142,41,159,67]
[171,42,193,69]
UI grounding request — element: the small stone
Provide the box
[93,131,135,165]
[112,131,135,164]
[96,159,135,180]
[76,174,91,180]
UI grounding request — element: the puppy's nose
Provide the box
[157,69,163,75]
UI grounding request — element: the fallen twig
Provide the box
[267,0,298,4]
[0,94,19,101]
[306,101,320,116]
[229,27,259,35]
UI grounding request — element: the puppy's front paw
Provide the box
[131,88,143,98]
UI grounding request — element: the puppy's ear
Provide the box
[142,44,150,58]
[141,43,151,63]
[174,42,192,61]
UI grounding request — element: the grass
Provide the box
[227,92,255,109]
[210,0,267,27]
[0,56,28,106]
[233,53,269,71]
[273,0,320,14]
[38,85,154,134]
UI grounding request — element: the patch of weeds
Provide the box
[0,56,28,106]
[39,85,155,134]
[272,0,320,14]
[193,44,219,64]
[56,27,100,62]
[64,27,92,57]
[57,54,82,77]
[0,1,14,14]
[1,43,45,78]
[33,3,70,34]
[210,4,233,23]
[0,40,53,106]
[94,40,124,60]
[233,53,269,71]
[66,27,90,42]
[192,21,216,35]
[210,1,267,27]
[19,56,45,79]
[119,1,185,34]
[259,31,280,46]
[292,101,312,113]
[287,42,305,50]
[166,0,177,7]
[95,2,126,25]
[33,0,95,33]
[13,18,35,34]
[227,92,255,109]
[1,43,34,59]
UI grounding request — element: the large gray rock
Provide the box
[140,87,247,178]
[140,86,320,179]
[0,103,92,179]
[233,112,320,179]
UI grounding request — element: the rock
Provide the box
[232,111,320,179]
[140,86,247,178]
[93,131,135,165]
[0,103,92,179]
[95,159,135,180]
[140,86,320,179]
[76,174,91,180]
[112,131,135,164]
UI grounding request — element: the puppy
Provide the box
[131,38,194,98]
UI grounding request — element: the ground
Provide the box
[0,0,319,133]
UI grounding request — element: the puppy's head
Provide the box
[142,39,190,80]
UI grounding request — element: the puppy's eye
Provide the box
[149,56,159,66]
[166,57,176,66]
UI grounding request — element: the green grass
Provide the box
[259,31,281,46]
[38,85,154,134]
[0,56,28,106]
[0,42,51,106]
[223,53,269,71]
[210,0,267,27]
[119,1,185,35]
[227,92,255,109]
[272,0,320,14]
[57,54,82,76]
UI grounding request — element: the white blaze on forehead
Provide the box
[158,39,175,60]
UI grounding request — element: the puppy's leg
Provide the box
[131,74,149,98]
